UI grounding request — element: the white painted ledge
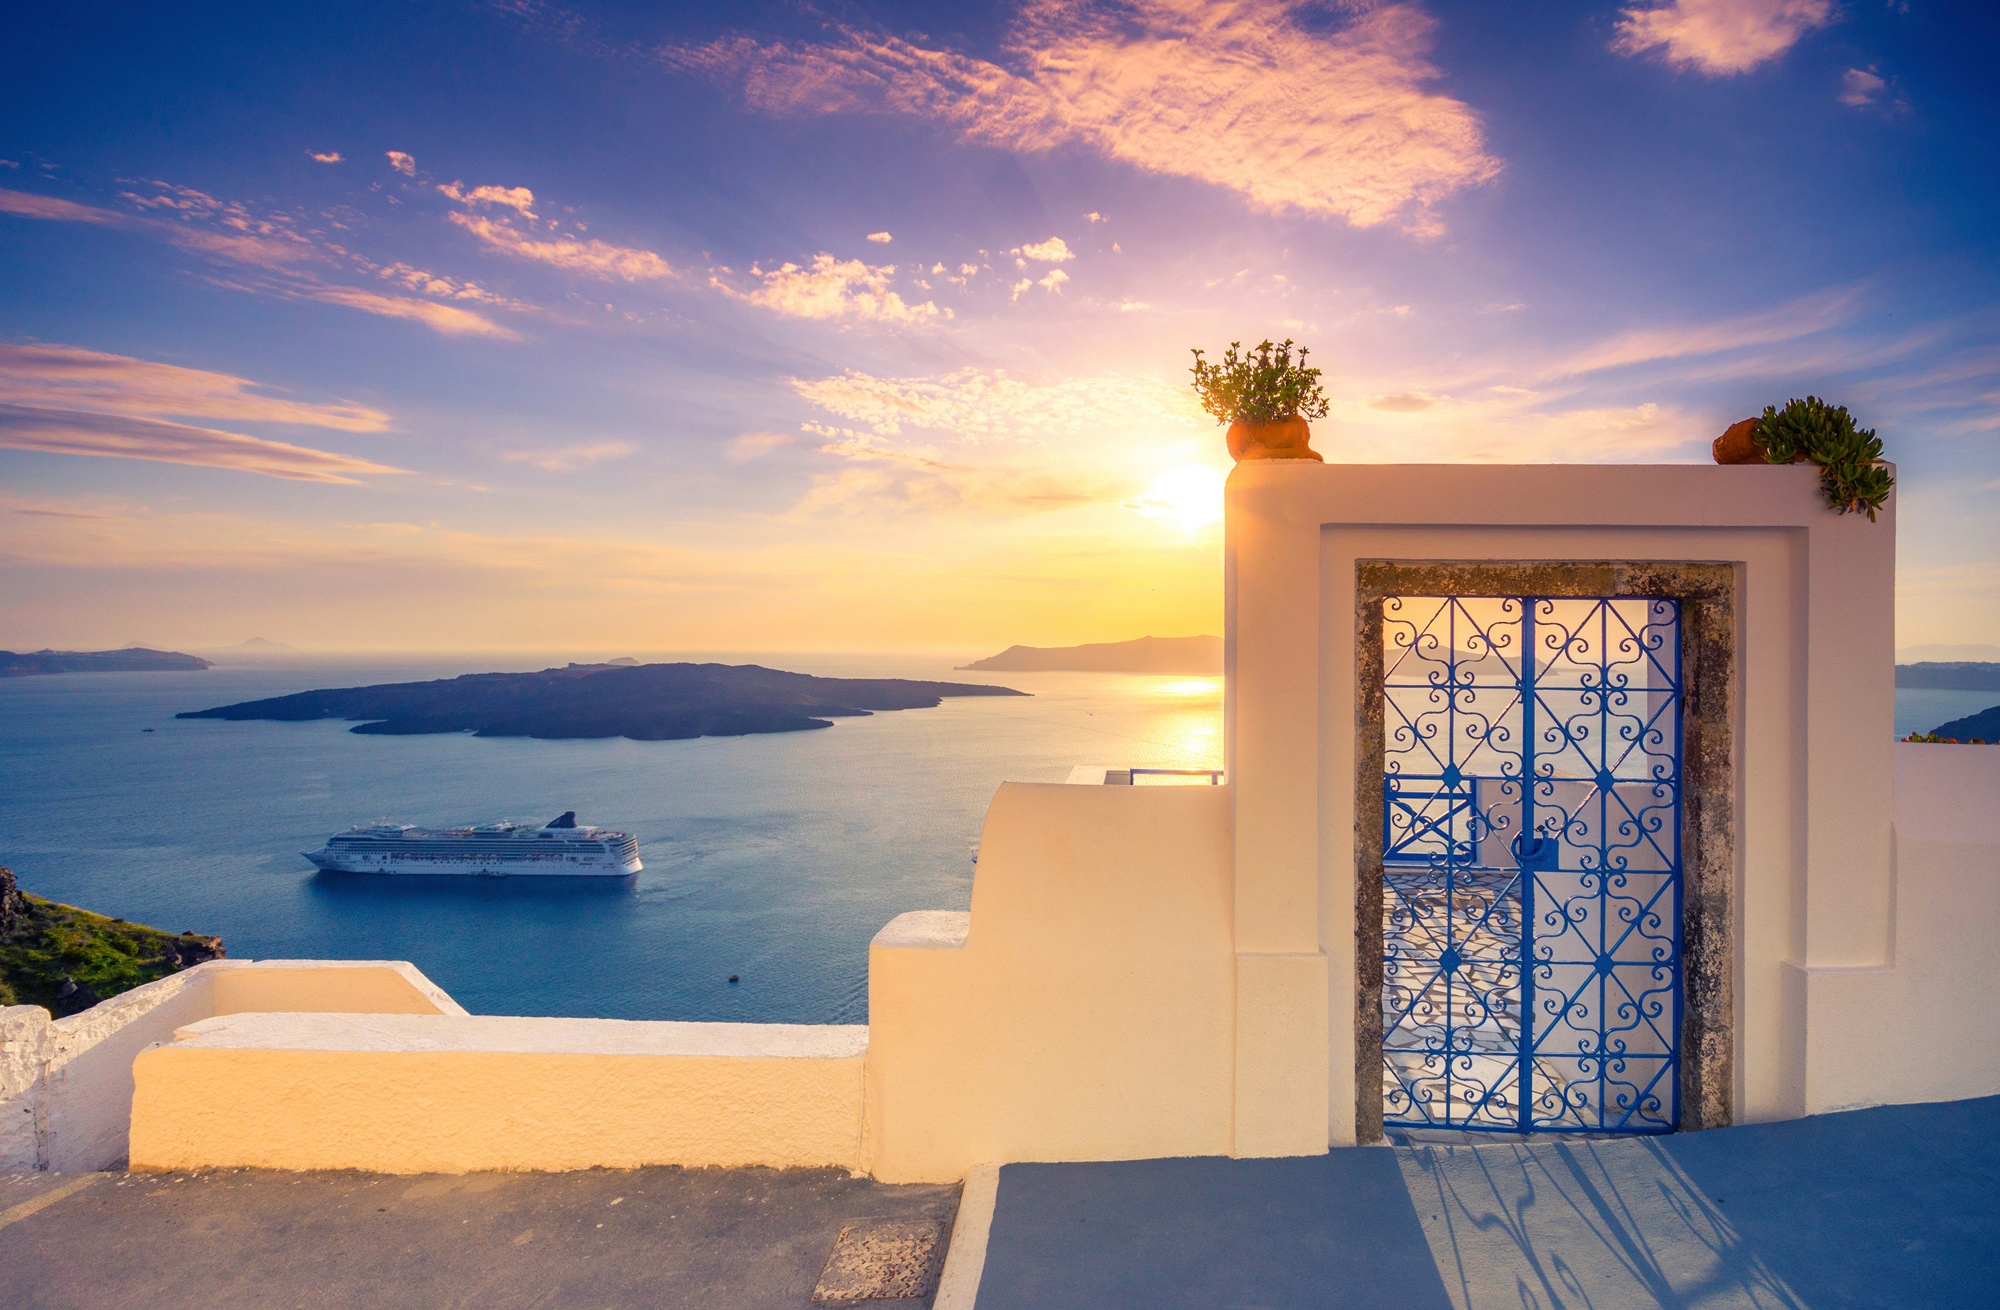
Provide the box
[168,1012,867,1058]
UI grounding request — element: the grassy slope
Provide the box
[0,872,221,1010]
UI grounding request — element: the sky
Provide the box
[0,0,1995,654]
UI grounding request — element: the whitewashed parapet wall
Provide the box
[2,960,461,1171]
[1221,460,1994,1149]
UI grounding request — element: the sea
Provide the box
[0,656,1987,1025]
[0,654,1223,1024]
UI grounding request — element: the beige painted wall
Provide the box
[2,960,458,1171]
[863,782,1235,1183]
[1225,462,1897,1147]
[130,1014,865,1174]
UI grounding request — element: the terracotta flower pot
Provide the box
[1227,415,1323,462]
[1711,418,1761,464]
[1712,417,1809,465]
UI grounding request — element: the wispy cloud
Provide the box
[437,181,538,216]
[725,431,793,461]
[447,211,674,280]
[300,285,523,338]
[0,189,120,224]
[386,150,417,176]
[714,254,941,324]
[1534,287,1859,379]
[793,367,1201,441]
[308,150,343,164]
[501,439,636,471]
[865,230,893,243]
[0,405,402,483]
[1019,236,1072,262]
[0,344,390,431]
[1611,0,1832,75]
[0,185,519,338]
[668,0,1499,231]
[1840,67,1885,106]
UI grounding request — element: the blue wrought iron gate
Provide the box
[1381,595,1684,1134]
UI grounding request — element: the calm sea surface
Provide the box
[0,654,1223,1023]
[0,657,1985,1023]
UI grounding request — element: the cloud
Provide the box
[1019,236,1072,262]
[437,182,538,216]
[2,184,520,338]
[300,285,522,338]
[0,188,121,225]
[726,431,792,461]
[386,151,417,176]
[0,404,403,483]
[1369,392,1437,412]
[1839,67,1885,107]
[714,253,941,323]
[309,151,343,164]
[1036,268,1069,292]
[792,367,1201,442]
[1611,0,1832,75]
[1536,286,1858,379]
[792,457,1105,518]
[447,212,674,280]
[866,231,893,243]
[502,439,637,471]
[0,344,390,431]
[669,0,1499,230]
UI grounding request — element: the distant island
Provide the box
[212,637,296,654]
[1896,662,2000,690]
[959,634,1222,674]
[178,661,1028,741]
[1930,705,2000,741]
[0,647,212,677]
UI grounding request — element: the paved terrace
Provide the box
[3,1097,1996,1308]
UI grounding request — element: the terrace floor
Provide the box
[4,1097,1996,1309]
[979,1095,2000,1309]
[0,1162,959,1310]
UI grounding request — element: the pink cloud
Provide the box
[0,404,403,483]
[448,212,674,280]
[713,253,940,323]
[0,184,519,338]
[668,0,1499,230]
[437,182,538,216]
[1611,0,1832,75]
[0,344,390,431]
[302,285,522,338]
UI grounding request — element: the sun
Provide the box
[1128,464,1225,532]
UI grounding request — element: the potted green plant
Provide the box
[1190,338,1329,462]
[1710,395,1894,521]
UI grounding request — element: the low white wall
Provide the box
[0,959,458,1171]
[1790,743,2000,1113]
[863,781,1236,1183]
[131,1014,867,1174]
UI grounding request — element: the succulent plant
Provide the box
[1755,395,1894,521]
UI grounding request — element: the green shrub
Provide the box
[1190,338,1329,425]
[1755,396,1894,521]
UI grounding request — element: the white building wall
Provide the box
[1225,462,1900,1147]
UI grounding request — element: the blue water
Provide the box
[0,655,1223,1023]
[0,658,1982,1023]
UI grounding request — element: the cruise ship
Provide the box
[303,812,642,877]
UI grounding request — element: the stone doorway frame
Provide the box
[1352,561,1737,1144]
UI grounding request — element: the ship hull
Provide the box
[302,849,641,877]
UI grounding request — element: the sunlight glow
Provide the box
[1128,464,1225,531]
[1159,678,1221,697]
